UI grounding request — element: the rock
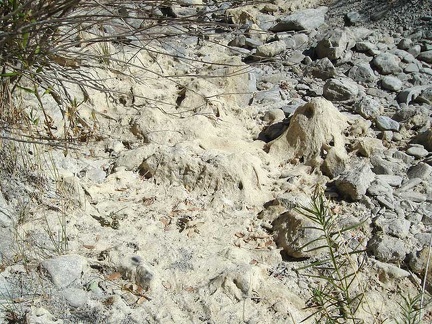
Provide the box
[62,288,88,308]
[372,259,410,285]
[375,116,400,131]
[355,41,378,55]
[263,109,285,124]
[392,49,416,63]
[372,53,402,75]
[272,209,324,258]
[323,78,359,102]
[348,63,376,84]
[367,234,408,263]
[406,145,429,158]
[371,155,402,175]
[375,175,403,187]
[336,163,375,201]
[306,57,336,80]
[407,162,432,180]
[409,247,432,289]
[321,147,348,178]
[404,63,420,73]
[353,138,385,157]
[411,128,432,151]
[374,212,410,239]
[395,191,426,203]
[268,98,349,169]
[397,85,431,104]
[354,96,382,119]
[397,38,413,50]
[345,11,363,26]
[408,44,421,57]
[40,255,88,289]
[316,28,356,60]
[418,50,432,63]
[270,7,328,32]
[393,150,415,164]
[381,75,403,92]
[255,40,286,57]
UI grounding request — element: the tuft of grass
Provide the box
[295,187,367,323]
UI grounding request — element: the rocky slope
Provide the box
[0,0,432,323]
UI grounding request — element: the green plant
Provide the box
[295,189,366,323]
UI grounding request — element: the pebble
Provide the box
[407,162,432,179]
[367,234,408,263]
[336,163,375,201]
[417,50,432,63]
[323,78,359,101]
[406,145,429,158]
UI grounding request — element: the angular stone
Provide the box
[367,234,408,263]
[336,163,375,201]
[353,138,385,157]
[270,7,328,32]
[373,53,402,75]
[375,116,400,131]
[307,57,336,80]
[374,213,410,238]
[418,50,432,63]
[272,209,324,258]
[397,85,431,104]
[354,96,382,119]
[256,40,286,57]
[411,129,432,151]
[407,162,432,180]
[316,28,356,60]
[348,63,376,84]
[323,78,359,101]
[375,175,403,187]
[381,75,403,92]
[40,255,88,289]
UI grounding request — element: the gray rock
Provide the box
[373,53,402,75]
[286,50,305,64]
[371,155,405,175]
[375,116,400,131]
[272,210,324,258]
[62,288,88,308]
[399,178,422,191]
[292,33,310,50]
[406,145,429,158]
[409,247,432,285]
[397,38,413,50]
[381,75,403,92]
[411,129,432,151]
[345,11,363,26]
[408,44,421,57]
[306,57,336,80]
[256,40,286,57]
[336,163,375,201]
[40,255,88,289]
[354,96,382,119]
[321,147,348,178]
[395,191,426,203]
[271,7,328,32]
[348,63,376,84]
[316,28,356,60]
[367,234,408,263]
[407,162,432,180]
[372,259,410,281]
[375,174,403,187]
[418,50,432,63]
[392,150,415,164]
[374,213,410,238]
[404,63,420,73]
[391,49,416,63]
[355,41,377,55]
[397,85,431,104]
[323,78,359,102]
